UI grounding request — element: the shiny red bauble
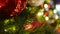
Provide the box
[0,0,27,18]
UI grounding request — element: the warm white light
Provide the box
[4,29,8,32]
[44,4,48,8]
[53,9,57,13]
[37,12,43,16]
[45,16,49,21]
[55,15,59,19]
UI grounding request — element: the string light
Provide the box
[44,4,48,9]
[37,11,43,16]
[4,29,8,32]
[45,16,49,21]
[55,15,59,20]
[53,9,57,14]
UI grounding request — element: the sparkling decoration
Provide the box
[44,4,49,11]
[1,0,60,34]
[23,23,33,30]
[55,15,59,20]
[53,9,57,14]
[0,0,27,18]
[28,0,45,6]
[37,12,43,16]
[45,16,49,21]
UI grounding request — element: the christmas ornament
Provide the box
[28,0,45,6]
[44,11,49,16]
[0,0,27,18]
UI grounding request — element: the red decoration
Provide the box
[58,27,60,33]
[44,11,49,16]
[0,0,27,18]
[23,23,33,30]
[48,4,51,9]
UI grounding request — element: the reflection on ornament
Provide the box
[24,23,33,30]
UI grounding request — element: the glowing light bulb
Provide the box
[4,29,8,32]
[37,12,43,16]
[55,15,59,19]
[44,4,48,8]
[53,9,57,13]
[45,16,49,21]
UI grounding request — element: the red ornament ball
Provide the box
[0,0,27,18]
[44,11,49,16]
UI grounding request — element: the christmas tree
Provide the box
[0,0,60,34]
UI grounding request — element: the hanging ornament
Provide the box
[28,0,45,6]
[0,0,27,18]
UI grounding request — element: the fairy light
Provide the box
[4,29,8,32]
[44,4,48,9]
[37,11,43,16]
[44,4,49,11]
[55,15,59,20]
[53,9,57,14]
[45,16,49,21]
